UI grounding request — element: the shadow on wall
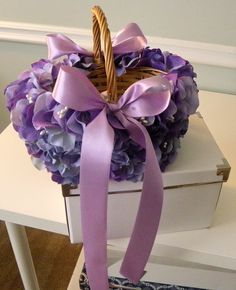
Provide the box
[0,41,48,133]
[0,114,9,134]
[0,92,9,133]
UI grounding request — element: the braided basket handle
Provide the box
[92,6,118,103]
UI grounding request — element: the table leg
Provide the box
[5,222,40,290]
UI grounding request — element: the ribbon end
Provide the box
[120,266,146,285]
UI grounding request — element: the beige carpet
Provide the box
[0,221,82,290]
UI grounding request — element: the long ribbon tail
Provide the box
[119,117,163,284]
[80,108,114,290]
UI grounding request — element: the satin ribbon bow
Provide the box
[52,65,171,290]
[47,23,147,59]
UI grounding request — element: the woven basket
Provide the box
[88,6,166,103]
[5,5,199,187]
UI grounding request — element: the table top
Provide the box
[0,123,68,235]
[0,90,236,264]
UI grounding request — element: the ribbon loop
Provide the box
[112,23,147,54]
[47,34,92,60]
[53,66,105,111]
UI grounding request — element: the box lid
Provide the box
[65,113,230,197]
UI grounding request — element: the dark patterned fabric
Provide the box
[79,266,210,290]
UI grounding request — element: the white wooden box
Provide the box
[62,113,230,243]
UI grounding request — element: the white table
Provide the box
[0,91,236,290]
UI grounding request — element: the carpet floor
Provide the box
[0,221,82,290]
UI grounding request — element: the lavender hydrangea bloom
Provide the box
[5,48,199,185]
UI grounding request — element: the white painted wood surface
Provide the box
[108,259,236,290]
[0,131,68,235]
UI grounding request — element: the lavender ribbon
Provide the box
[47,23,147,59]
[52,65,171,290]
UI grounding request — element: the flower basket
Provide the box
[5,6,199,290]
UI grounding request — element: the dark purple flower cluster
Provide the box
[114,48,199,171]
[5,48,199,185]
